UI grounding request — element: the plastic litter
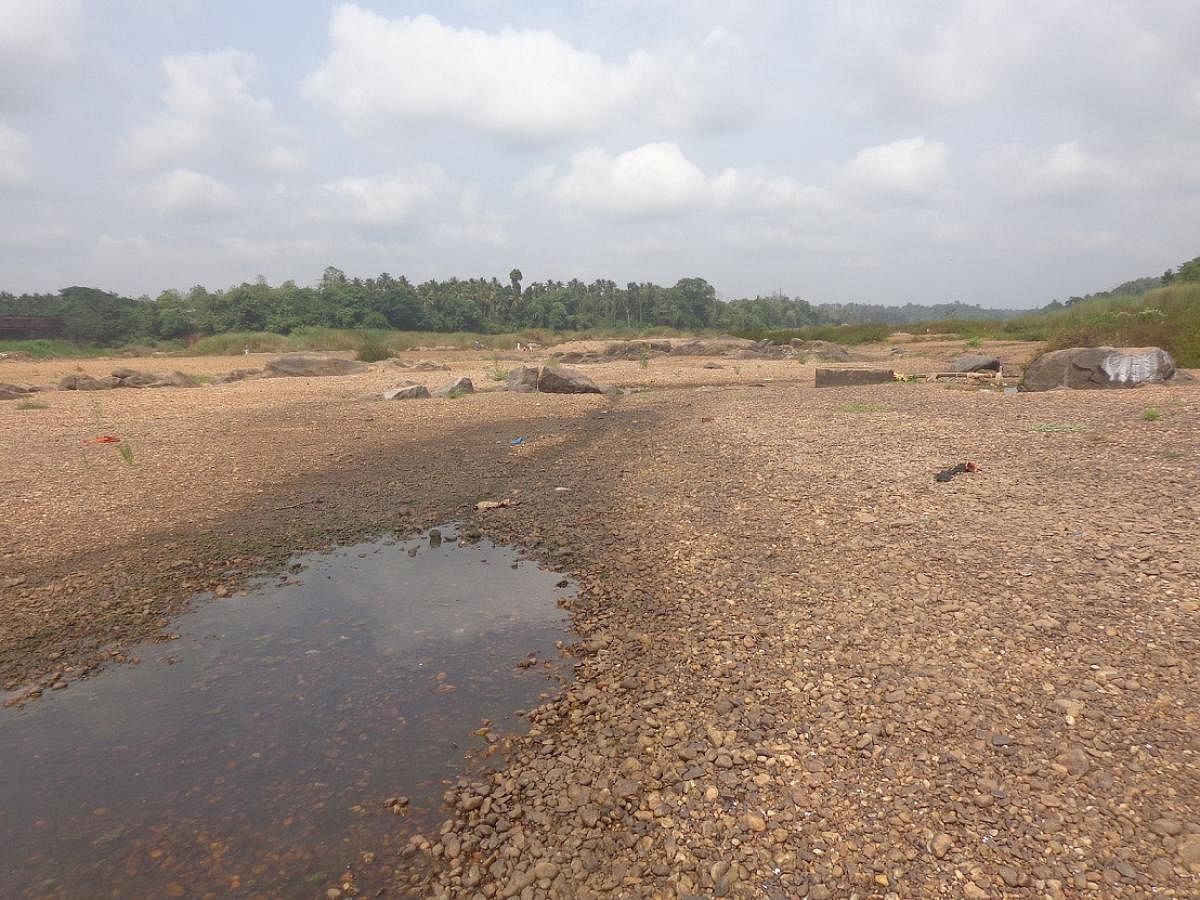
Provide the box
[510,437,525,445]
[83,436,121,445]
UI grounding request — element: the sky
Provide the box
[1,1,1198,307]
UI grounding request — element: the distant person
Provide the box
[243,344,250,355]
[473,340,482,351]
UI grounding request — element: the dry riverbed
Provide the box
[2,342,1198,898]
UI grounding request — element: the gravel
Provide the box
[2,343,1198,897]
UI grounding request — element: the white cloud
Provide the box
[843,0,1034,111]
[0,0,80,64]
[125,49,304,174]
[839,137,948,204]
[0,0,82,109]
[315,169,450,230]
[146,168,242,219]
[546,143,709,220]
[303,6,745,145]
[0,123,32,186]
[988,141,1132,202]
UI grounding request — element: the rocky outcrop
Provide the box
[58,373,107,391]
[0,383,32,400]
[383,384,431,400]
[506,367,541,393]
[537,366,602,394]
[265,355,368,377]
[412,360,449,371]
[670,337,757,356]
[433,377,474,397]
[1020,347,1177,391]
[953,354,1001,373]
[790,340,852,362]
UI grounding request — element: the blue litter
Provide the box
[510,437,525,445]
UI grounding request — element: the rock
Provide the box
[538,366,602,394]
[214,368,260,384]
[412,360,449,371]
[744,812,767,832]
[931,833,953,858]
[701,362,724,369]
[432,377,474,397]
[1149,818,1183,837]
[162,371,199,388]
[383,384,430,400]
[814,368,895,387]
[953,354,1001,373]
[110,367,138,379]
[1056,746,1091,776]
[118,371,161,388]
[963,881,989,899]
[1020,346,1177,391]
[58,373,107,391]
[0,383,32,400]
[265,354,368,377]
[790,340,852,362]
[670,337,757,356]
[506,366,540,393]
[1178,835,1200,870]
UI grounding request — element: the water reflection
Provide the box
[0,527,574,898]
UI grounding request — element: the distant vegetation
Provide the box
[1,255,1196,365]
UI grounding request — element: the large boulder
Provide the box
[412,359,449,371]
[58,373,108,391]
[265,354,368,377]
[670,337,757,356]
[433,376,474,397]
[1020,346,1177,392]
[383,384,430,400]
[953,354,1001,373]
[116,370,161,388]
[0,383,31,401]
[506,366,540,393]
[537,366,602,394]
[791,339,852,362]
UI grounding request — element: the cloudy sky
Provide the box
[2,0,1198,307]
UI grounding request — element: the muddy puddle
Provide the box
[0,526,575,898]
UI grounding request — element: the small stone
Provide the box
[1149,818,1183,837]
[990,734,1012,747]
[998,865,1021,887]
[931,833,953,858]
[963,881,988,899]
[1178,835,1200,870]
[744,812,767,832]
[534,861,558,880]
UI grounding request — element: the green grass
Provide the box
[1028,423,1084,433]
[965,336,983,349]
[837,402,890,413]
[355,333,393,362]
[1142,406,1163,422]
[0,339,108,359]
[117,444,134,465]
[15,399,49,410]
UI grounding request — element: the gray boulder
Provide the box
[117,370,160,388]
[1020,346,1177,391]
[0,383,31,401]
[433,376,474,397]
[538,365,602,394]
[506,366,541,393]
[953,354,1001,373]
[412,359,449,371]
[265,354,368,377]
[162,371,199,388]
[383,384,430,400]
[58,373,107,391]
[790,339,852,362]
[670,337,757,356]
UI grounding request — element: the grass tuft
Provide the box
[1141,406,1163,422]
[1028,423,1083,433]
[15,399,49,410]
[837,402,890,413]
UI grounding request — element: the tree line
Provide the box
[2,257,1195,346]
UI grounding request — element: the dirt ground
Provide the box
[2,340,1198,898]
